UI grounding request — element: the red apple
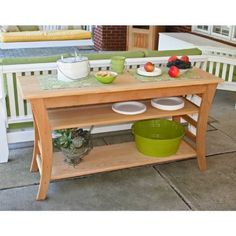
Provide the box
[168,56,178,63]
[180,55,189,63]
[168,66,180,78]
[144,62,155,72]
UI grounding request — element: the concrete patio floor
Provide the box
[0,90,236,210]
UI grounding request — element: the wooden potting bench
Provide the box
[18,68,222,200]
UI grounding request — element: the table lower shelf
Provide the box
[37,141,196,181]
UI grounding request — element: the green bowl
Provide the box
[132,119,185,157]
[95,71,118,84]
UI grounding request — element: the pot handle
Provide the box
[57,61,90,81]
[57,64,86,81]
[75,51,90,73]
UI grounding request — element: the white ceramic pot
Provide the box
[57,56,90,82]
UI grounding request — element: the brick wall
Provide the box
[166,26,191,33]
[94,26,127,51]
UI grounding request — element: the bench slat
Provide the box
[215,62,221,77]
[228,65,234,82]
[24,72,32,115]
[209,61,214,74]
[221,63,227,80]
[16,72,25,117]
[6,73,17,118]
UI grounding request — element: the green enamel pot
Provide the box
[132,119,185,157]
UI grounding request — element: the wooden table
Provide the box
[18,68,223,200]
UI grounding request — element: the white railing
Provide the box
[0,54,235,163]
[40,25,66,31]
[199,46,236,57]
[2,63,57,125]
[40,25,94,32]
[204,55,236,92]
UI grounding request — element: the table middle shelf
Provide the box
[48,98,199,130]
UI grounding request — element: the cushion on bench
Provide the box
[82,51,145,60]
[143,48,202,57]
[0,53,72,65]
[0,30,92,43]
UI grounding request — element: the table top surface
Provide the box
[18,67,223,100]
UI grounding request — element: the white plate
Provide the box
[151,97,185,111]
[112,101,147,115]
[137,67,162,77]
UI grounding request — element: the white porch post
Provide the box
[0,68,9,163]
[0,106,9,163]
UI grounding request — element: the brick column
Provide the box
[94,26,127,51]
[166,26,192,32]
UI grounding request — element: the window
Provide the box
[192,25,236,43]
[196,25,209,32]
[212,25,230,38]
[232,26,236,41]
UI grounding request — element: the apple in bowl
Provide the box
[180,55,190,63]
[167,55,191,70]
[168,56,178,63]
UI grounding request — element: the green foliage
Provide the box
[53,127,92,150]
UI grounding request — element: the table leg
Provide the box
[196,84,217,171]
[30,114,39,172]
[31,99,53,201]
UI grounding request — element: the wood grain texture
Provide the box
[30,114,39,172]
[185,130,197,143]
[51,141,196,180]
[182,114,198,127]
[31,99,53,200]
[44,85,206,109]
[127,26,162,50]
[196,84,218,171]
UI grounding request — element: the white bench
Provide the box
[0,54,235,163]
[0,25,94,49]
